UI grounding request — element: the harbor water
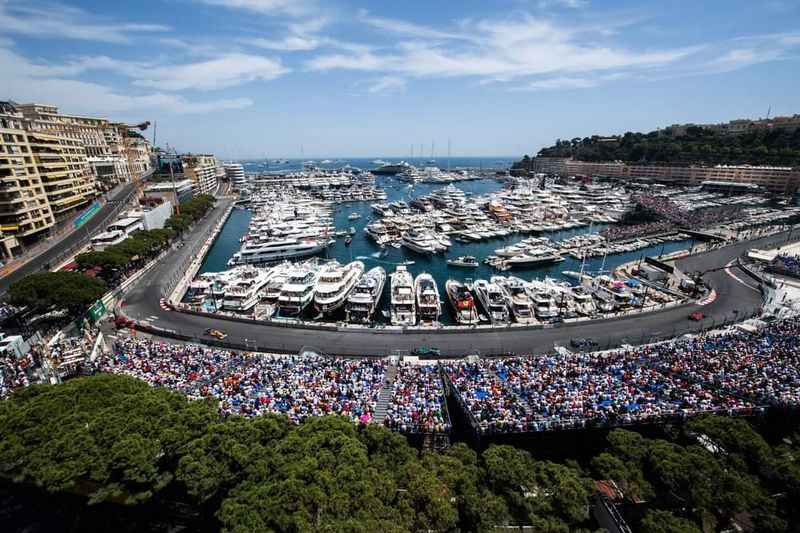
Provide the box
[199,176,695,324]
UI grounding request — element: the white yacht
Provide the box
[526,282,560,320]
[276,265,320,318]
[493,276,537,325]
[445,279,480,325]
[570,285,597,316]
[415,272,441,325]
[473,279,510,324]
[221,266,273,312]
[345,266,386,324]
[390,265,416,326]
[314,260,365,315]
[401,230,438,254]
[229,237,332,266]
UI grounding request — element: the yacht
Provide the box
[570,285,597,316]
[372,161,415,175]
[401,230,438,254]
[445,279,480,325]
[348,212,361,220]
[415,272,441,325]
[493,276,537,325]
[345,266,386,324]
[473,279,510,324]
[314,260,365,315]
[390,265,416,326]
[526,283,559,320]
[276,265,320,318]
[502,249,565,268]
[228,237,332,266]
[221,266,273,312]
[446,255,479,268]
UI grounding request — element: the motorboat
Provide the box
[390,265,416,326]
[221,266,273,312]
[401,230,438,254]
[415,272,441,325]
[229,237,333,266]
[493,276,537,325]
[445,279,480,325]
[348,212,361,220]
[446,255,478,268]
[473,279,510,324]
[276,265,320,318]
[314,260,364,315]
[345,266,386,324]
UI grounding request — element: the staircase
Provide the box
[372,361,398,423]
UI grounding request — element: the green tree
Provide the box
[6,271,106,314]
[640,509,702,533]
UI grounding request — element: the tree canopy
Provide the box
[0,374,598,532]
[6,271,106,314]
[519,126,800,167]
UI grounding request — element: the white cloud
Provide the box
[357,10,470,41]
[517,76,598,90]
[195,0,313,16]
[366,76,406,93]
[24,52,290,92]
[246,35,320,51]
[538,0,588,8]
[0,1,169,44]
[0,45,253,115]
[133,53,289,91]
[309,15,697,82]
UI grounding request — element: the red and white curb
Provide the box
[159,298,172,311]
[698,290,717,306]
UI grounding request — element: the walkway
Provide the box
[372,361,398,422]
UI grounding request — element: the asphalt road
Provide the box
[121,204,796,356]
[0,182,139,293]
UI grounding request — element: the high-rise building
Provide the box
[16,104,136,192]
[224,162,247,190]
[181,154,218,195]
[0,102,55,258]
[26,129,95,219]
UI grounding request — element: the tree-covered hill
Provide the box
[529,125,800,167]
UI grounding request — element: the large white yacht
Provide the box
[493,275,537,325]
[390,265,416,326]
[345,266,386,324]
[415,272,441,325]
[401,230,438,254]
[221,266,273,312]
[445,279,480,325]
[526,281,560,320]
[228,237,333,266]
[473,279,510,324]
[314,260,365,315]
[276,264,320,318]
[570,285,597,316]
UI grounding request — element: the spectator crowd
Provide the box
[770,253,800,279]
[444,318,799,434]
[384,363,450,434]
[6,317,800,436]
[99,339,386,424]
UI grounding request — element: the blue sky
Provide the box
[1,0,799,159]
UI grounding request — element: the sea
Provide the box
[200,170,694,325]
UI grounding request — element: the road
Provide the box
[121,201,795,356]
[0,181,139,293]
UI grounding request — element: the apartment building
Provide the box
[16,104,141,191]
[0,102,55,258]
[181,154,218,195]
[26,129,95,219]
[533,157,799,194]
